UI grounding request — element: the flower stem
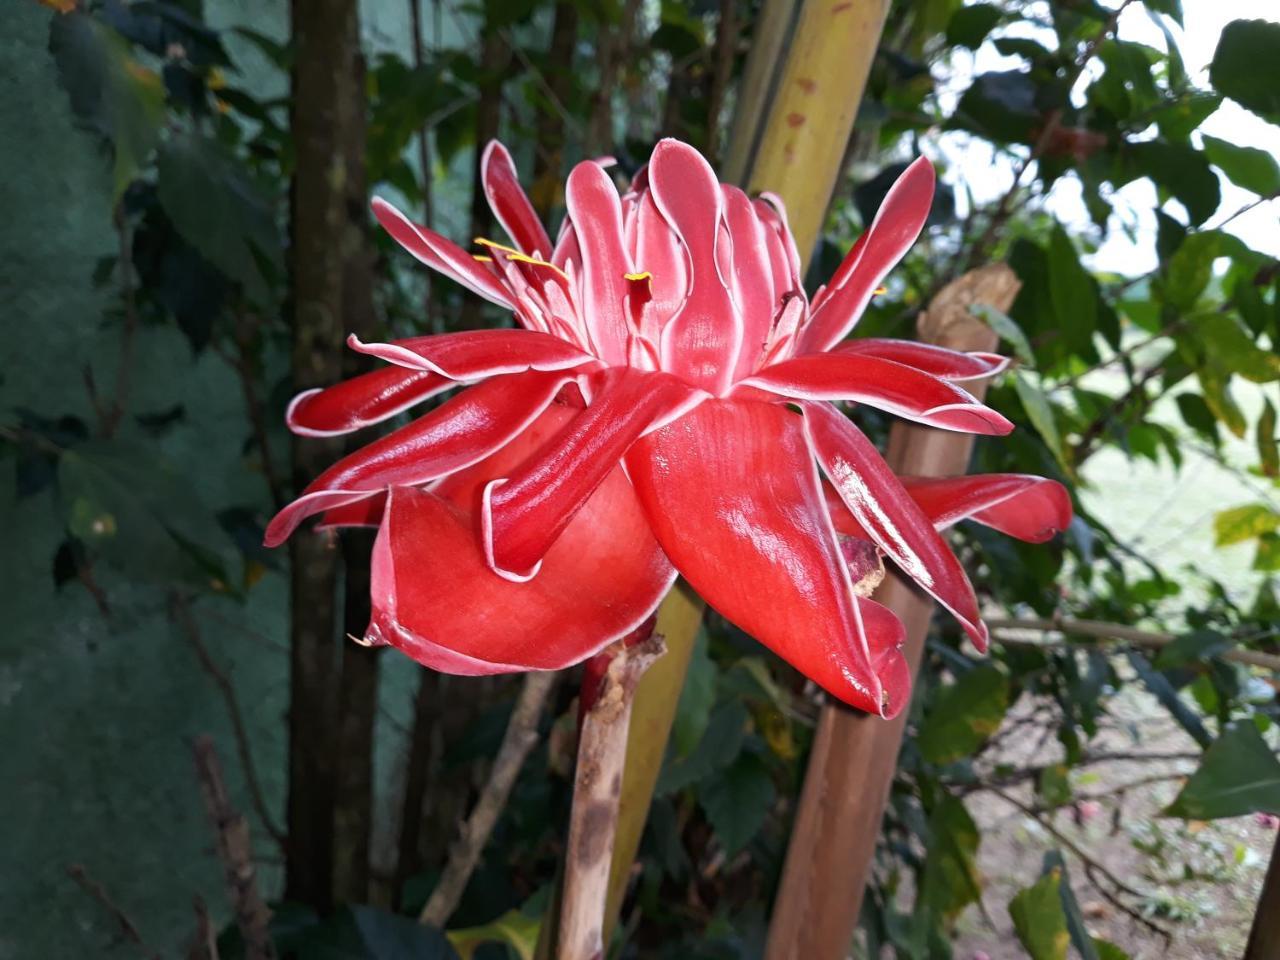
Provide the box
[558,629,667,960]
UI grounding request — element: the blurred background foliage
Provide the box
[3,0,1280,957]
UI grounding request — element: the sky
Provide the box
[936,0,1280,276]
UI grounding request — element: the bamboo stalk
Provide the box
[1246,831,1280,960]
[722,0,798,186]
[747,0,892,263]
[764,265,1020,960]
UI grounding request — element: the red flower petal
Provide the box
[484,367,704,579]
[366,409,675,674]
[625,398,908,717]
[263,371,569,547]
[900,474,1073,543]
[801,157,935,352]
[649,139,742,394]
[723,185,779,380]
[738,352,1014,435]
[371,197,514,308]
[481,140,553,259]
[346,329,597,379]
[825,474,1072,545]
[831,338,1009,382]
[802,400,987,651]
[286,367,450,437]
[565,159,633,364]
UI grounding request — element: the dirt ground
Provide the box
[947,680,1272,960]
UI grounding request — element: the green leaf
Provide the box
[1210,19,1280,121]
[658,700,747,793]
[1048,226,1097,334]
[1214,503,1280,547]
[670,631,716,758]
[955,71,1039,143]
[946,3,1002,49]
[1163,232,1220,309]
[1014,372,1070,474]
[699,751,775,854]
[1129,141,1221,224]
[1151,94,1220,142]
[1198,364,1247,437]
[1126,651,1212,748]
[970,303,1033,365]
[1258,400,1278,478]
[1255,533,1280,572]
[448,909,539,960]
[1154,630,1233,670]
[1010,869,1069,960]
[1041,851,1100,960]
[1145,0,1183,26]
[1166,721,1280,819]
[157,132,282,305]
[917,795,983,922]
[1175,392,1219,444]
[1195,314,1280,383]
[1092,940,1131,960]
[917,664,1009,764]
[1203,135,1280,197]
[48,12,165,199]
[1037,764,1072,808]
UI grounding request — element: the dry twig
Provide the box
[418,670,559,927]
[192,736,278,960]
[66,863,162,960]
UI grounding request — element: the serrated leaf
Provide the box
[1010,869,1069,960]
[1210,19,1280,121]
[917,665,1010,764]
[970,303,1033,365]
[1203,135,1280,197]
[1214,503,1280,547]
[1166,721,1280,819]
[699,751,775,854]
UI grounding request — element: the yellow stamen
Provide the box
[472,254,494,263]
[503,252,569,282]
[624,271,652,282]
[873,285,888,296]
[474,237,522,257]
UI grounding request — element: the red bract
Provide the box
[266,139,1071,717]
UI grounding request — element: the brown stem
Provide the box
[187,895,221,960]
[988,616,1280,671]
[558,633,666,960]
[171,594,286,847]
[419,671,559,927]
[704,0,738,165]
[192,736,279,960]
[67,864,162,960]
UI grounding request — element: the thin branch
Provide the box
[66,864,163,960]
[987,785,1172,942]
[962,0,1137,271]
[171,594,286,847]
[187,895,222,960]
[219,325,285,511]
[988,616,1280,671]
[418,671,559,927]
[558,631,666,960]
[102,204,140,438]
[192,736,278,960]
[1050,318,1185,392]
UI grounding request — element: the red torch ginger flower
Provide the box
[265,139,1070,717]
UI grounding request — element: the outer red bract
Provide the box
[266,138,1071,718]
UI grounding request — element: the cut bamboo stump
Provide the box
[764,264,1021,960]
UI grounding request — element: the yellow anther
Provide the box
[873,285,888,296]
[472,254,494,263]
[503,252,569,281]
[474,237,521,256]
[624,272,652,282]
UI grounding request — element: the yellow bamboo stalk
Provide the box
[597,1,891,949]
[748,0,891,261]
